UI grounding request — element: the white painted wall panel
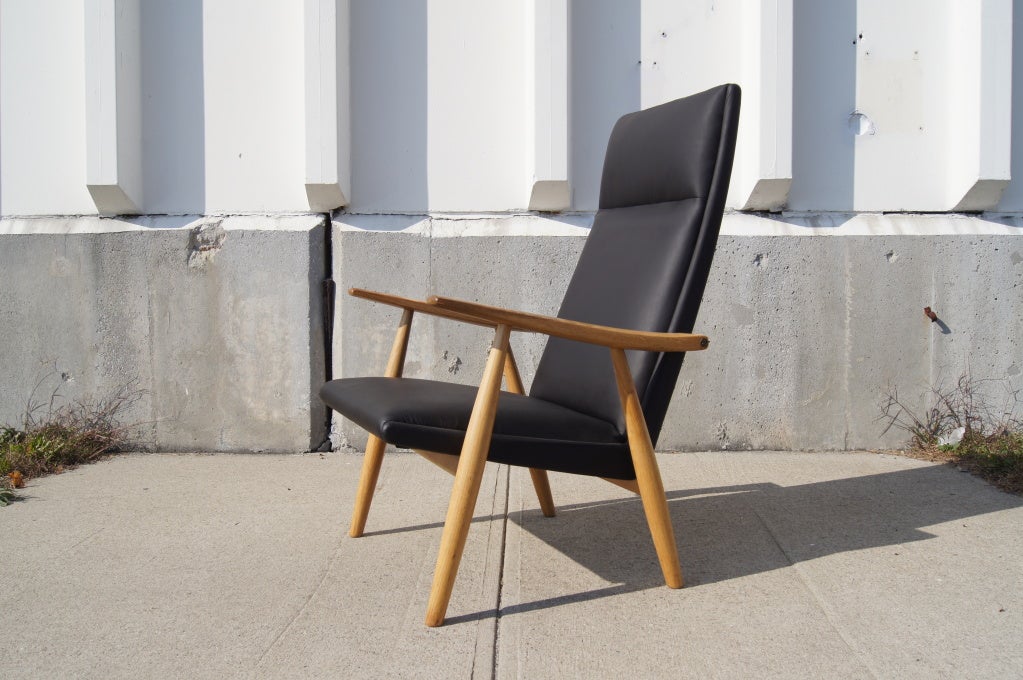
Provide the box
[202,0,305,213]
[638,1,792,211]
[788,0,857,211]
[0,1,93,215]
[304,0,351,211]
[639,2,741,109]
[0,0,1022,220]
[946,0,1011,211]
[526,0,570,211]
[425,0,529,211]
[348,0,427,213]
[997,0,1023,210]
[568,0,641,211]
[84,0,143,215]
[140,0,206,214]
[640,0,742,209]
[350,0,530,213]
[852,0,947,211]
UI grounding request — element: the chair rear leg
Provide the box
[425,324,511,627]
[610,348,683,589]
[529,468,556,517]
[503,347,556,517]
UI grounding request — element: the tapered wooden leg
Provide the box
[349,435,386,537]
[610,348,683,589]
[383,308,414,377]
[528,468,556,517]
[503,347,556,517]
[425,324,511,627]
[601,476,640,494]
[348,308,414,538]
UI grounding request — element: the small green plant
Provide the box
[954,431,1023,494]
[880,371,1023,494]
[1,374,142,504]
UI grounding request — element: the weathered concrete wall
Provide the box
[3,211,1016,454]
[0,215,328,452]
[330,214,1023,452]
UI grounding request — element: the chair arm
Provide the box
[349,288,497,328]
[429,296,709,352]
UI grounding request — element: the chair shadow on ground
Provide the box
[434,463,1023,625]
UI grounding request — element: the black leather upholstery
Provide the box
[531,85,740,442]
[319,84,740,480]
[529,198,705,433]
[321,378,633,479]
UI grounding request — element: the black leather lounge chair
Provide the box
[320,83,741,626]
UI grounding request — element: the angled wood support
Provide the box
[610,348,683,589]
[602,476,640,495]
[348,308,413,538]
[414,449,460,476]
[504,348,556,517]
[425,324,511,627]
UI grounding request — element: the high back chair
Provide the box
[321,83,740,626]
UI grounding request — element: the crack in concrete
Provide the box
[842,241,854,449]
[469,466,510,680]
[733,476,881,680]
[488,468,511,680]
[253,535,346,670]
[317,213,335,452]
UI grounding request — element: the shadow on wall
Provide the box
[569,0,641,212]
[350,0,428,213]
[789,0,857,212]
[141,0,205,215]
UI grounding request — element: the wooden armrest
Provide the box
[429,296,709,352]
[349,288,496,328]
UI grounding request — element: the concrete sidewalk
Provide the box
[1,451,1021,679]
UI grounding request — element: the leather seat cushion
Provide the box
[320,377,636,480]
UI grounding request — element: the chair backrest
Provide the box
[529,84,740,442]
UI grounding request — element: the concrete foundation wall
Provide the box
[331,214,1023,452]
[2,211,1018,454]
[0,215,328,452]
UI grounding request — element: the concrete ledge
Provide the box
[0,215,328,451]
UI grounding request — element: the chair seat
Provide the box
[320,377,636,479]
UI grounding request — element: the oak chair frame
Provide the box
[345,287,709,627]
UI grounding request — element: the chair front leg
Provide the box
[610,348,683,589]
[349,308,414,538]
[425,324,511,627]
